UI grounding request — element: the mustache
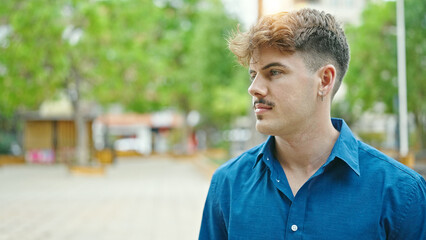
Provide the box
[253,99,275,108]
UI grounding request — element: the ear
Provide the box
[318,64,336,98]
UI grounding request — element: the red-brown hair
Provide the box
[228,8,350,97]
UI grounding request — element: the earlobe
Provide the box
[319,64,336,97]
[319,91,324,102]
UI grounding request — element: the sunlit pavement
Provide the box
[0,157,211,240]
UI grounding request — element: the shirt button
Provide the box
[266,157,269,161]
[276,179,280,183]
[291,224,298,232]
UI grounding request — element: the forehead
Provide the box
[249,46,304,70]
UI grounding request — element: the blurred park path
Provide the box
[0,157,210,240]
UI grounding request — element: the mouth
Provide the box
[253,99,275,114]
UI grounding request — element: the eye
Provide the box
[249,72,257,81]
[270,69,281,76]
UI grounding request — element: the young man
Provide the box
[199,8,426,240]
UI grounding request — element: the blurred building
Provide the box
[20,95,97,164]
[351,103,416,153]
[22,113,95,164]
[94,111,184,156]
[21,95,187,164]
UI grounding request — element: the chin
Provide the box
[255,121,276,136]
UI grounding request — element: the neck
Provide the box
[274,117,339,175]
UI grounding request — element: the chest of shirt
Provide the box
[218,162,387,240]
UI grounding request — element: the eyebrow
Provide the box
[249,62,288,73]
[261,62,288,70]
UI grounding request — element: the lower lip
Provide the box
[255,108,271,114]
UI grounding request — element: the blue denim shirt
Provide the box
[200,118,426,240]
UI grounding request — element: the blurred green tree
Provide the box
[0,1,68,114]
[0,0,249,157]
[344,0,426,149]
[139,0,248,127]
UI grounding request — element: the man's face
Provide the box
[248,46,320,137]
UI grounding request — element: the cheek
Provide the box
[274,92,297,112]
[275,87,313,113]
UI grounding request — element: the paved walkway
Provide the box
[0,157,211,240]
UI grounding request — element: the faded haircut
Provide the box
[228,8,350,98]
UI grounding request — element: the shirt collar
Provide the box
[252,118,360,175]
[252,136,274,169]
[328,118,360,175]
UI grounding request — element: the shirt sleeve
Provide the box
[199,173,227,240]
[391,177,426,240]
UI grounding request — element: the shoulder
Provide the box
[357,141,426,239]
[357,140,424,184]
[357,140,425,206]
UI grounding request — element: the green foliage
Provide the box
[344,0,426,147]
[404,0,426,118]
[345,2,398,113]
[0,1,69,115]
[153,0,248,128]
[0,0,248,128]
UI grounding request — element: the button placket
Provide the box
[268,155,294,201]
[285,185,309,238]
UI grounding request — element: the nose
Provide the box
[248,75,267,97]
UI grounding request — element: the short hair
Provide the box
[228,8,350,98]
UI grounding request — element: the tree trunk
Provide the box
[71,68,88,165]
[75,103,88,165]
[179,97,192,156]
